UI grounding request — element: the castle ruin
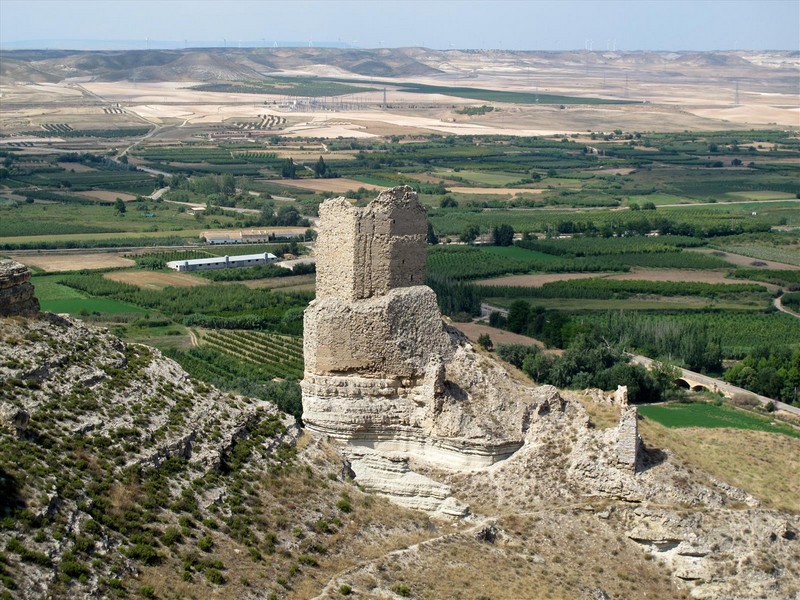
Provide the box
[301,188,565,512]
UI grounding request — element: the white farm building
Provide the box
[167,252,278,272]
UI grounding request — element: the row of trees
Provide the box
[488,302,725,374]
[724,346,800,404]
[494,332,679,404]
[279,156,338,179]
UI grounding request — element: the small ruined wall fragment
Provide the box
[617,405,640,472]
[0,260,40,316]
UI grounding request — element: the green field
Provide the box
[433,170,525,186]
[33,275,146,315]
[723,191,797,201]
[484,297,762,312]
[639,403,800,438]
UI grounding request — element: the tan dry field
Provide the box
[242,273,316,292]
[448,186,546,196]
[56,162,97,172]
[2,51,797,142]
[639,421,800,512]
[104,271,207,289]
[78,190,138,202]
[273,178,383,194]
[264,149,357,160]
[605,268,765,285]
[451,321,562,354]
[8,252,135,272]
[475,272,604,287]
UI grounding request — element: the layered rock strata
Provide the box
[0,260,40,316]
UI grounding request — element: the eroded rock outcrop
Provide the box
[0,260,40,316]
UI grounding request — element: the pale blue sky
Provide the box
[1,0,798,51]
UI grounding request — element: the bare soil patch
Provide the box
[274,178,383,194]
[104,271,207,289]
[451,321,561,354]
[475,272,604,287]
[9,252,135,272]
[78,190,138,202]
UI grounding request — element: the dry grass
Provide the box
[242,274,316,292]
[451,321,563,355]
[8,252,135,272]
[448,186,546,196]
[77,190,138,202]
[576,395,622,429]
[475,272,605,287]
[689,248,798,270]
[333,510,684,600]
[639,421,800,512]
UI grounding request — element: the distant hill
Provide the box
[1,47,795,86]
[0,47,443,83]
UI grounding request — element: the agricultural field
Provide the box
[104,271,207,289]
[5,252,135,272]
[639,402,799,438]
[32,274,146,315]
[576,311,800,358]
[199,329,304,380]
[3,121,800,407]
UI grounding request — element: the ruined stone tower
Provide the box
[302,186,453,379]
[314,186,428,302]
[301,186,563,486]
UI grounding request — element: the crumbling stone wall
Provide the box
[0,260,40,316]
[616,405,641,472]
[315,186,427,302]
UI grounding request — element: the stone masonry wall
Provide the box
[616,405,640,472]
[0,260,40,316]
[315,186,427,302]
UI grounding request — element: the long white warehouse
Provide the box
[167,252,278,272]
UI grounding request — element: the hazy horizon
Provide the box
[1,0,798,52]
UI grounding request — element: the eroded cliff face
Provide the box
[0,260,40,317]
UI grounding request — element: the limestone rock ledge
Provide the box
[0,260,40,316]
[344,447,469,516]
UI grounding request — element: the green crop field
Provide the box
[0,202,239,240]
[576,311,800,357]
[427,245,616,280]
[433,170,525,186]
[201,329,304,380]
[33,275,146,315]
[639,403,800,438]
